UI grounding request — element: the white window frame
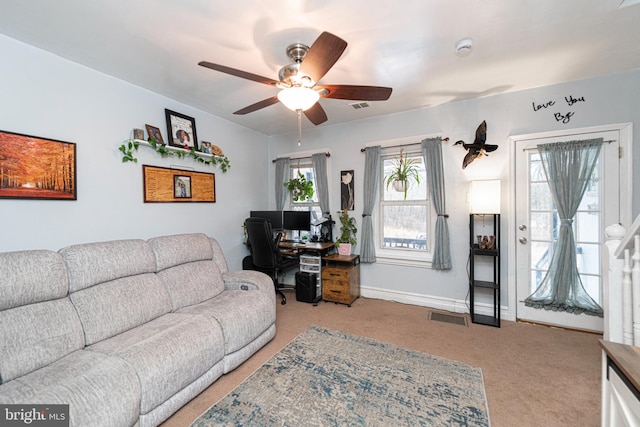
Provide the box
[287,157,320,213]
[374,146,435,268]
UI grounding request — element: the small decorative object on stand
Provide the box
[133,128,144,140]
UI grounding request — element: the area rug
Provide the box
[192,326,490,426]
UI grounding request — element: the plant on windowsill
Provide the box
[384,148,421,199]
[118,137,231,172]
[335,209,357,255]
[284,171,314,202]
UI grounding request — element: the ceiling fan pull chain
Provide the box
[297,109,302,146]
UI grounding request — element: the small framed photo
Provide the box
[165,109,198,150]
[145,124,165,145]
[174,175,192,198]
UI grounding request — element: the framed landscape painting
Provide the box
[0,130,77,200]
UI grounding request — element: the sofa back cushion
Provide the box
[209,238,229,274]
[0,250,84,383]
[149,234,225,310]
[60,239,172,345]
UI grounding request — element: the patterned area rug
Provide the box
[192,326,490,426]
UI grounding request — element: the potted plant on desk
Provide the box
[336,209,357,255]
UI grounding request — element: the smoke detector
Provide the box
[455,38,474,57]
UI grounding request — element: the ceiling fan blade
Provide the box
[233,96,280,115]
[299,32,347,83]
[304,103,328,125]
[318,84,392,101]
[198,61,279,86]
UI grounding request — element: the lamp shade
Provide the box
[277,87,320,111]
[469,180,501,214]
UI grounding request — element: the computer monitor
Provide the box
[283,210,311,232]
[249,210,283,230]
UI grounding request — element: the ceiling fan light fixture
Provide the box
[277,87,320,111]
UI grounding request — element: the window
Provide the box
[287,160,321,239]
[376,149,431,265]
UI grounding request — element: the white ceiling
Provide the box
[1,0,639,136]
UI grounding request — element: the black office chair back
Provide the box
[244,217,282,270]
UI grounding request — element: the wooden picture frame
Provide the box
[165,109,198,151]
[145,124,165,145]
[143,165,214,203]
[0,130,77,200]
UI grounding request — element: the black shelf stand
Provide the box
[469,214,501,327]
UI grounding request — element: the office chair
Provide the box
[244,217,299,305]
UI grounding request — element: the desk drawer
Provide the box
[322,279,350,303]
[322,268,349,281]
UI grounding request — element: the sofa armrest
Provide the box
[223,271,275,305]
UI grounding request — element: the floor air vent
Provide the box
[429,311,468,327]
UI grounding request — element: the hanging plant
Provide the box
[384,148,421,199]
[284,164,314,202]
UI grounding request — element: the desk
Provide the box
[279,241,335,256]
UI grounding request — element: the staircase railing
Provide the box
[603,214,640,344]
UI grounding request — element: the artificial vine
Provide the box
[118,138,231,173]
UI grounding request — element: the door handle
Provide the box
[519,225,527,231]
[519,237,528,244]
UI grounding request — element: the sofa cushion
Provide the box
[60,239,157,293]
[61,239,173,345]
[177,289,275,355]
[88,312,225,414]
[0,350,140,427]
[70,273,172,345]
[209,238,229,274]
[148,233,213,272]
[157,260,225,310]
[0,299,84,384]
[0,250,68,311]
[0,250,84,384]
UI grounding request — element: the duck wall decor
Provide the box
[453,121,498,169]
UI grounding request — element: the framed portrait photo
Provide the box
[145,124,165,145]
[0,130,77,200]
[174,175,192,199]
[165,109,198,150]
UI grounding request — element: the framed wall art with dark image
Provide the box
[0,130,77,200]
[165,109,198,150]
[145,124,165,145]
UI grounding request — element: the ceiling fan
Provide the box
[198,31,393,126]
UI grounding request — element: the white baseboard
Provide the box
[361,285,511,320]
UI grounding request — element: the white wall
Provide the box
[268,69,640,317]
[2,31,638,318]
[0,34,270,270]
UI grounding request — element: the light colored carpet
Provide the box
[192,325,490,426]
[162,295,601,427]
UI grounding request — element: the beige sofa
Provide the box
[0,233,276,427]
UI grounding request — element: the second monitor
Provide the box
[282,210,311,241]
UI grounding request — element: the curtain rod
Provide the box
[272,152,330,163]
[360,137,449,152]
[521,139,616,151]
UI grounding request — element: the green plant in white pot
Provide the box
[336,209,357,255]
[384,149,421,199]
